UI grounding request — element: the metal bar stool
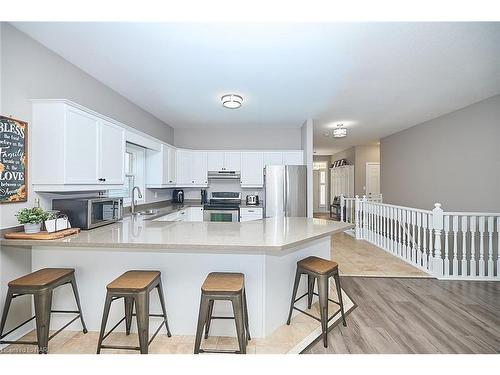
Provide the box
[96,270,171,354]
[194,272,250,354]
[286,256,347,347]
[0,268,87,354]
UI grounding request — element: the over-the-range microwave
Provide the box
[52,198,123,230]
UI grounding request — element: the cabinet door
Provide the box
[189,207,204,222]
[283,151,304,165]
[166,146,176,184]
[176,150,192,185]
[263,152,283,166]
[99,120,125,184]
[64,107,100,184]
[241,152,264,187]
[224,152,241,171]
[192,151,208,185]
[207,151,224,171]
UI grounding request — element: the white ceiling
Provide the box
[13,22,500,155]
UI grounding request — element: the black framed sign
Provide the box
[0,115,28,203]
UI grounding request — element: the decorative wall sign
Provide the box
[0,116,28,203]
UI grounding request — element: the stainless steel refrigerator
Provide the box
[264,165,307,218]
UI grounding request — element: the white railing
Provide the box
[340,194,382,224]
[343,196,500,280]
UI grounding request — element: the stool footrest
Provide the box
[292,306,341,323]
[293,291,341,306]
[199,349,241,354]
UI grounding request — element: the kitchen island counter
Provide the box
[0,217,351,254]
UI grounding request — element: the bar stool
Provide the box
[0,268,87,354]
[96,270,171,354]
[286,256,347,348]
[194,272,250,354]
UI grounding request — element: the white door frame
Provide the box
[365,162,380,197]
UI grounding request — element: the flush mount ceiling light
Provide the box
[221,94,243,109]
[332,124,347,138]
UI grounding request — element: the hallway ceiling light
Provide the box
[221,94,243,109]
[333,124,347,138]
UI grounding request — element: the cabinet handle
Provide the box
[98,178,106,182]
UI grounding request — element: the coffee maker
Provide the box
[172,189,184,204]
[201,189,208,204]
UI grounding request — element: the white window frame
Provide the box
[122,143,146,207]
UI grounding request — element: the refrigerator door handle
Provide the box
[284,167,288,216]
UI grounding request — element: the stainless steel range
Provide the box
[203,192,241,222]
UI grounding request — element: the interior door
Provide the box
[365,162,380,197]
[313,170,320,213]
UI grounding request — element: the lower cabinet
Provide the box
[239,207,263,222]
[153,207,204,222]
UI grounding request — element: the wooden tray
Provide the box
[4,228,81,240]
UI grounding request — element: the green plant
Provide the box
[15,207,50,224]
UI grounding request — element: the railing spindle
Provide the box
[452,216,459,277]
[422,214,428,270]
[444,216,450,276]
[478,216,485,277]
[461,216,468,276]
[470,217,477,277]
[487,216,494,278]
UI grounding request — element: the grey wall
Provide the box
[381,94,500,212]
[174,128,302,150]
[331,147,355,166]
[0,23,175,229]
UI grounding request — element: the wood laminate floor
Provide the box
[306,276,500,354]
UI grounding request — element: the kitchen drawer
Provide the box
[240,207,263,216]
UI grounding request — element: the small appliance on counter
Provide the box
[172,189,184,204]
[245,194,260,206]
[201,189,208,204]
[52,197,123,230]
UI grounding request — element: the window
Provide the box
[109,143,146,206]
[313,161,328,170]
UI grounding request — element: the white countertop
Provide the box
[0,217,352,254]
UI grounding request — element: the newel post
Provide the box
[432,203,444,277]
[354,195,361,239]
[340,194,345,222]
[362,195,367,238]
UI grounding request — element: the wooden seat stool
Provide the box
[194,272,250,354]
[0,268,88,354]
[286,256,347,347]
[96,270,171,354]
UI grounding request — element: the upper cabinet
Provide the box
[263,152,284,166]
[176,150,208,187]
[282,151,304,165]
[146,144,176,187]
[241,152,264,187]
[32,101,125,191]
[207,151,241,171]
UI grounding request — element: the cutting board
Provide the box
[4,228,81,240]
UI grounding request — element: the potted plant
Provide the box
[15,207,50,234]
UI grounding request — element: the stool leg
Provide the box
[243,289,251,341]
[96,291,113,354]
[286,268,301,325]
[135,291,150,354]
[156,282,172,337]
[0,288,14,338]
[70,276,88,334]
[232,294,246,354]
[33,289,53,354]
[194,295,210,354]
[307,274,315,309]
[204,299,214,339]
[318,276,329,348]
[124,297,134,335]
[333,272,347,327]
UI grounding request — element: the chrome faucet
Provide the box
[131,186,143,215]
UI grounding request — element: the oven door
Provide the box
[89,199,123,229]
[203,209,239,222]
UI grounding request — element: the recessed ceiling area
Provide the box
[12,22,500,155]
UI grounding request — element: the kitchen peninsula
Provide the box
[0,216,351,339]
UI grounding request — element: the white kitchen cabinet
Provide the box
[240,152,264,187]
[175,150,208,187]
[146,144,176,187]
[283,151,304,165]
[188,207,204,222]
[192,151,208,185]
[32,101,125,191]
[99,120,125,184]
[207,151,241,171]
[240,207,263,222]
[263,152,284,166]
